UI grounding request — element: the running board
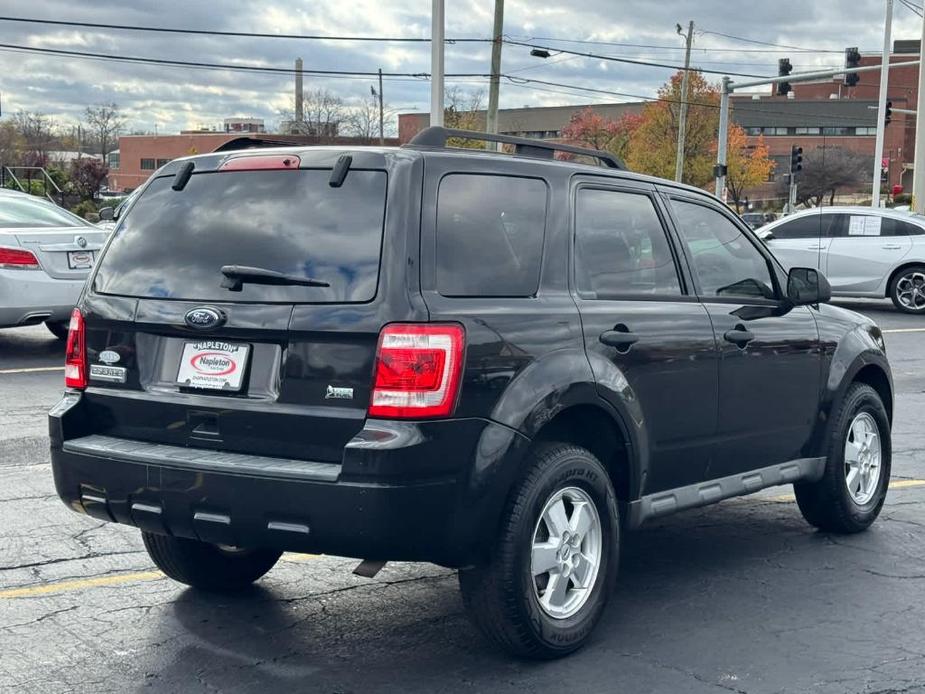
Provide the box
[627,457,826,528]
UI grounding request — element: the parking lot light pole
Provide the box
[714,77,731,198]
[871,0,894,208]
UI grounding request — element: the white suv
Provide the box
[759,207,925,313]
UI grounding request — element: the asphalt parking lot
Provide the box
[2,300,925,694]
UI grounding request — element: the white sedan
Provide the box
[758,206,925,313]
[0,190,108,339]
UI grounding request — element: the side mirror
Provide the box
[787,267,831,306]
[98,206,114,221]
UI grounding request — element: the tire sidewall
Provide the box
[890,265,925,314]
[829,386,892,522]
[511,450,619,653]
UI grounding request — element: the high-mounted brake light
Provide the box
[64,308,87,390]
[219,154,301,172]
[369,323,465,419]
[0,246,39,269]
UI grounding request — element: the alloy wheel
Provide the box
[844,412,882,506]
[895,271,925,311]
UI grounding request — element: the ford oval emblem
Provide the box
[99,349,121,365]
[184,307,224,330]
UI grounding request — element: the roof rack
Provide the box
[405,126,626,170]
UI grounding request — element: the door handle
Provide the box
[807,244,827,250]
[600,326,639,352]
[723,326,755,348]
[882,244,903,250]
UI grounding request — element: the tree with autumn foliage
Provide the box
[626,71,720,187]
[559,107,642,162]
[724,124,775,213]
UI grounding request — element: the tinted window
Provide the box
[94,169,387,303]
[881,217,925,236]
[772,214,821,239]
[575,189,681,298]
[671,199,776,300]
[0,195,90,229]
[436,174,546,297]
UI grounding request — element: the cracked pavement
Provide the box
[2,301,925,694]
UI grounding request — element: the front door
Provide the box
[665,193,822,479]
[764,210,827,271]
[572,181,719,494]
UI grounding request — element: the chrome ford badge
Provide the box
[184,307,224,330]
[99,349,120,365]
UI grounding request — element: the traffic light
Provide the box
[844,47,861,87]
[790,145,803,175]
[885,100,893,126]
[777,58,792,96]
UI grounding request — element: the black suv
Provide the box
[50,128,893,658]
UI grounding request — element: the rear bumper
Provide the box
[0,269,85,327]
[50,393,529,566]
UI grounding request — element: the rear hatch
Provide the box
[78,149,422,463]
[12,227,108,279]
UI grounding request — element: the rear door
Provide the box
[81,151,420,463]
[824,212,913,293]
[572,179,718,493]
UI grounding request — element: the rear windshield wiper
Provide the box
[220,265,330,292]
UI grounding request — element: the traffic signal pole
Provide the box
[430,0,445,127]
[914,7,925,214]
[871,0,893,208]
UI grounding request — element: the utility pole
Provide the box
[486,0,505,150]
[913,7,925,213]
[377,68,385,146]
[872,0,893,208]
[675,20,694,182]
[431,0,445,127]
[714,77,731,198]
[295,57,304,131]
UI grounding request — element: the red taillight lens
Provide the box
[369,323,465,419]
[64,308,87,390]
[0,246,39,269]
[219,154,301,171]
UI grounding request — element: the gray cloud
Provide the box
[0,0,921,134]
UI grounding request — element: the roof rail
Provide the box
[404,126,626,170]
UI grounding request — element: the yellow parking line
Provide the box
[0,553,318,599]
[0,366,64,375]
[767,478,925,503]
[0,570,163,599]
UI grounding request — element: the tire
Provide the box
[142,532,282,592]
[45,320,70,340]
[794,383,891,533]
[458,442,619,659]
[888,265,925,313]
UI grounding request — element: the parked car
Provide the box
[50,130,893,659]
[740,211,772,230]
[0,189,108,339]
[758,206,925,313]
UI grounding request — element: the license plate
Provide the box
[67,250,94,269]
[177,341,250,391]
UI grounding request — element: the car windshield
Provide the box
[0,195,91,229]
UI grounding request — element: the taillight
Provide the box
[0,246,39,269]
[369,323,465,419]
[64,308,87,390]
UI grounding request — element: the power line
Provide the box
[698,29,843,53]
[0,15,488,43]
[514,35,847,54]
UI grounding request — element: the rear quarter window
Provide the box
[436,174,547,297]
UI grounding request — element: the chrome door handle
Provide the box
[882,244,903,250]
[808,245,827,250]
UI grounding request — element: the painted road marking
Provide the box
[882,328,925,334]
[0,553,318,599]
[0,366,64,375]
[767,478,925,503]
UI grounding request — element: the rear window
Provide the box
[436,174,547,297]
[93,168,387,303]
[0,195,90,229]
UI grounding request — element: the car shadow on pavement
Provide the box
[123,496,908,693]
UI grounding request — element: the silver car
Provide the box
[0,190,108,339]
[758,206,925,313]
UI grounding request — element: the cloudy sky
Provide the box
[0,0,922,134]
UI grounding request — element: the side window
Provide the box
[771,214,822,239]
[436,174,546,297]
[671,199,776,301]
[574,189,681,298]
[881,218,925,237]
